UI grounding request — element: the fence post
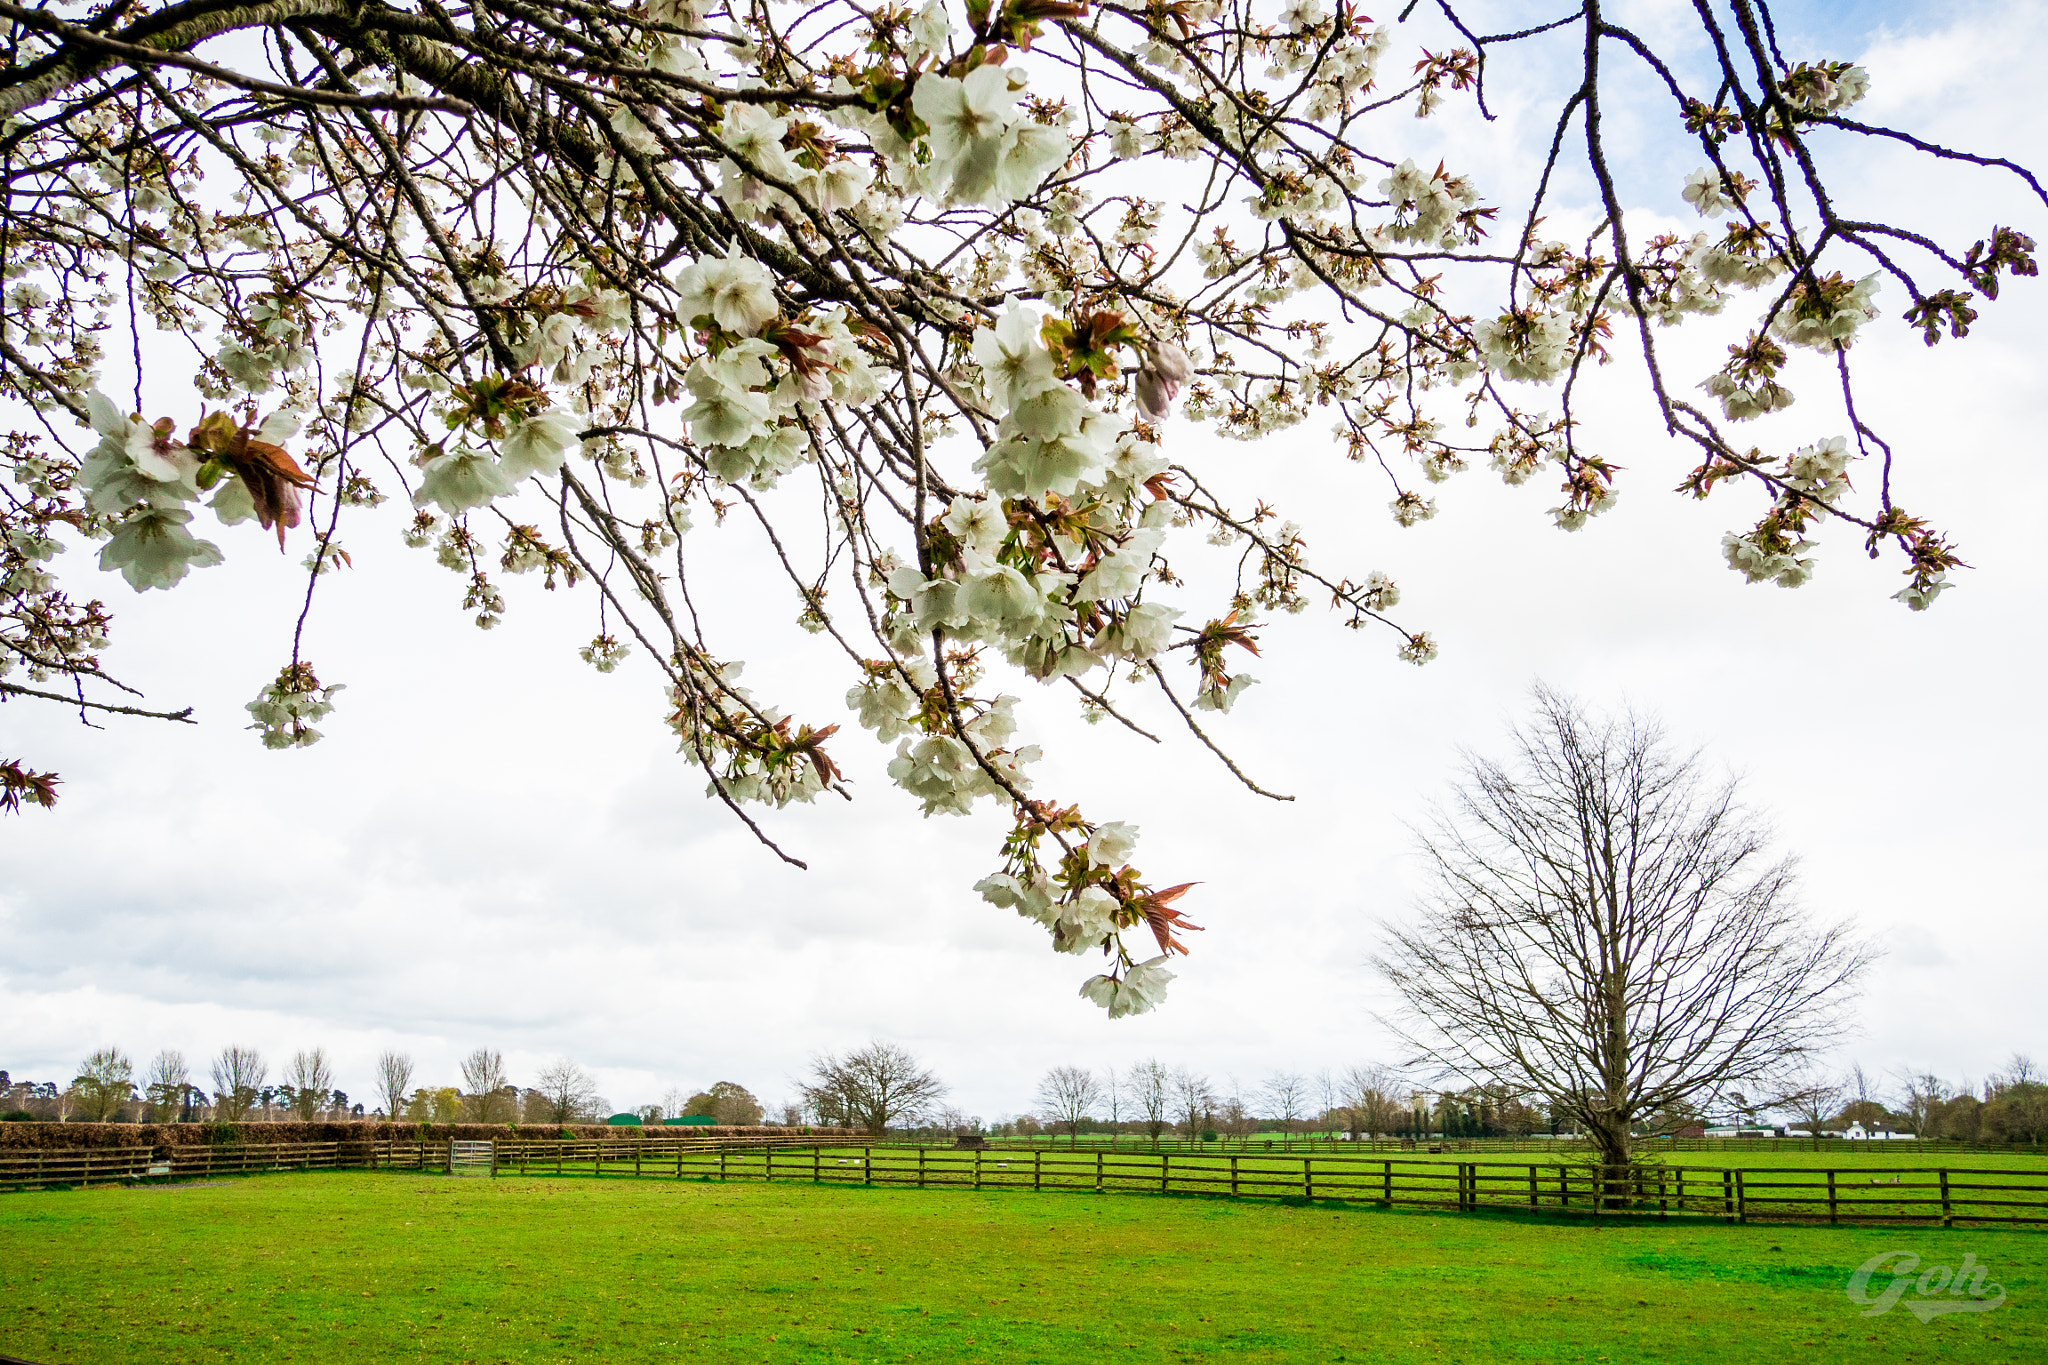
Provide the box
[635,1146,642,1178]
[1734,1169,1746,1224]
[1231,1155,1239,1198]
[1304,1157,1313,1202]
[1095,1149,1103,1193]
[1384,1160,1393,1205]
[1528,1165,1538,1209]
[556,1142,563,1177]
[765,1148,773,1184]
[1721,1169,1733,1221]
[814,1147,821,1184]
[865,1147,872,1186]
[1940,1169,1952,1227]
[1161,1152,1170,1195]
[1827,1170,1837,1224]
[1034,1149,1042,1192]
[917,1147,926,1189]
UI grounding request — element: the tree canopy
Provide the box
[1375,688,1873,1175]
[0,0,2038,1013]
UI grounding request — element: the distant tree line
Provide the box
[1,1047,357,1124]
[1010,1062,1548,1144]
[0,1044,801,1129]
[1000,1056,2048,1148]
[1774,1057,2048,1145]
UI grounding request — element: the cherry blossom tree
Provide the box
[0,0,2038,1014]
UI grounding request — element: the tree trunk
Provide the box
[1590,1117,1632,1209]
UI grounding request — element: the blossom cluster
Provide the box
[0,0,2020,1017]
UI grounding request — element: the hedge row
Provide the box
[0,1121,854,1150]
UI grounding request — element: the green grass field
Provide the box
[2,1170,2040,1364]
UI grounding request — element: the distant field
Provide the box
[1,1171,2040,1364]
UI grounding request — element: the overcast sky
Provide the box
[4,0,2043,1122]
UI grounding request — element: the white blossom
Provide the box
[1087,820,1139,867]
[99,506,223,590]
[499,410,582,481]
[942,496,1009,556]
[1096,601,1181,661]
[415,448,518,513]
[1080,956,1174,1017]
[674,253,780,335]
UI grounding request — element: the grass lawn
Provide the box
[2,1171,2040,1364]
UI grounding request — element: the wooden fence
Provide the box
[0,1141,354,1189]
[983,1134,2047,1157]
[472,1142,2048,1227]
[6,1138,2046,1226]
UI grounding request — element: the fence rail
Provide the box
[5,1138,2045,1225]
[470,1142,2048,1226]
[978,1134,2047,1157]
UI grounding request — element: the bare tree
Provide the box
[142,1050,192,1123]
[1102,1066,1123,1135]
[1893,1070,1950,1139]
[1375,688,1875,1197]
[1341,1065,1407,1141]
[284,1049,335,1121]
[1035,1066,1104,1148]
[1259,1073,1307,1138]
[2004,1054,2039,1088]
[1215,1082,1254,1140]
[1838,1063,1891,1129]
[799,1042,945,1135]
[1170,1067,1215,1142]
[1311,1070,1338,1138]
[460,1048,513,1124]
[210,1046,266,1123]
[532,1060,602,1125]
[374,1051,415,1122]
[70,1047,134,1123]
[1130,1059,1171,1146]
[1775,1068,1847,1150]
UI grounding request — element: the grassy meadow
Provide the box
[2,1169,2041,1364]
